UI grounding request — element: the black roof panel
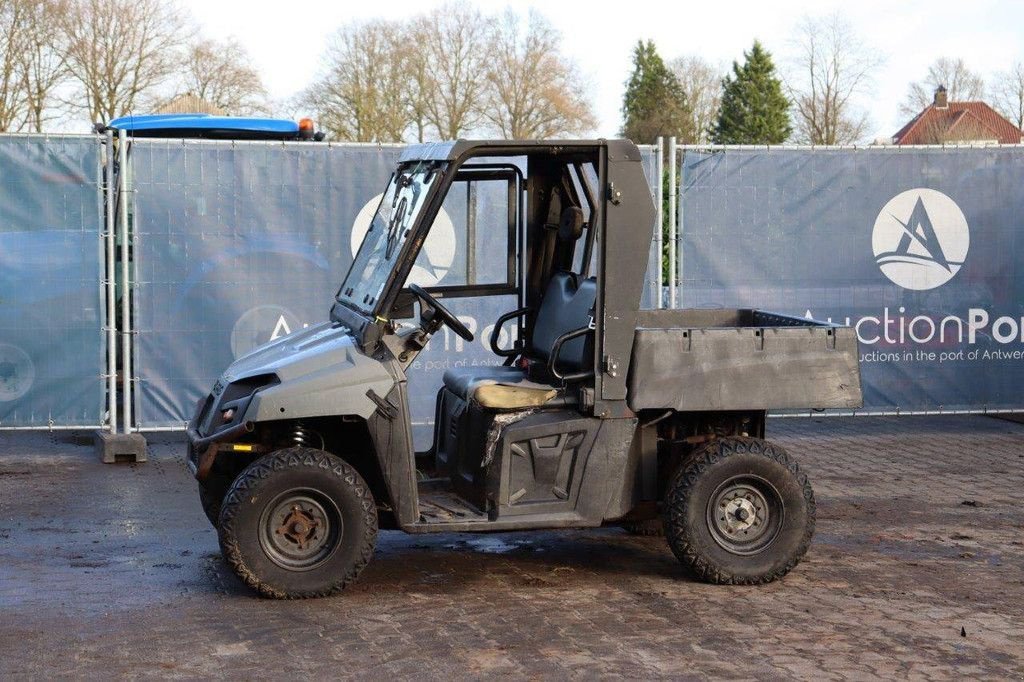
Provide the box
[398,139,642,164]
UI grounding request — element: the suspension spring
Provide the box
[291,422,323,449]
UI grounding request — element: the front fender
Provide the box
[246,359,395,422]
[224,322,397,424]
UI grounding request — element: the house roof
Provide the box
[894,101,1022,144]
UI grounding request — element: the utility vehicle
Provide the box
[187,139,862,599]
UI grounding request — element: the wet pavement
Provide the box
[1,415,1023,679]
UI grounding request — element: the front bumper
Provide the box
[187,375,279,481]
[186,395,259,481]
[186,421,256,480]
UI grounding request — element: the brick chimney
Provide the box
[934,85,949,109]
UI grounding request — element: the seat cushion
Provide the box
[443,366,526,399]
[473,384,558,410]
[443,366,559,410]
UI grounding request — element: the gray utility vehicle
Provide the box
[187,139,862,599]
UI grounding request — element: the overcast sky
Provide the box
[178,0,1024,141]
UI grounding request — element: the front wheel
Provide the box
[198,474,232,528]
[218,447,378,598]
[664,437,814,585]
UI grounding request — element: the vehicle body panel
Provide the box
[193,322,394,439]
[629,310,862,412]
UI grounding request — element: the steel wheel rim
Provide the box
[259,489,342,571]
[706,474,784,556]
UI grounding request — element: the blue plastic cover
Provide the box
[107,114,300,136]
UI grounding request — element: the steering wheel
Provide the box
[408,284,474,342]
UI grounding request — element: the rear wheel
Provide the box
[218,447,377,598]
[664,437,814,585]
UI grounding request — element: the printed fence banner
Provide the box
[132,142,661,436]
[0,136,104,426]
[132,142,398,428]
[679,147,1024,412]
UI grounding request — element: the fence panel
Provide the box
[679,147,1024,413]
[131,142,398,428]
[0,136,105,427]
[131,142,664,435]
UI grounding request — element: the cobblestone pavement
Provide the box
[1,416,1022,680]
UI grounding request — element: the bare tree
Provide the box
[403,27,431,143]
[174,38,268,116]
[303,20,409,142]
[669,56,722,143]
[408,2,488,140]
[21,0,69,132]
[482,10,595,139]
[991,61,1024,131]
[305,7,595,142]
[900,57,985,116]
[0,0,30,131]
[787,14,881,145]
[60,0,185,124]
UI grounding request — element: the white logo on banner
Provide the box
[872,189,969,291]
[350,193,456,287]
[0,342,34,402]
[231,305,302,359]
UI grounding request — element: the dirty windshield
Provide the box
[337,162,445,313]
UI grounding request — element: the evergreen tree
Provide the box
[621,40,692,143]
[713,41,791,144]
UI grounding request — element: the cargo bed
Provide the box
[628,309,862,412]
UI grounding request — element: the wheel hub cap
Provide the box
[259,491,342,571]
[722,497,758,532]
[276,505,322,551]
[706,476,784,556]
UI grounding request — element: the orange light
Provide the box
[298,118,314,132]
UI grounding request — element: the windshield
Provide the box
[337,162,445,313]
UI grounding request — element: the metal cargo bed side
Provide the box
[627,310,863,412]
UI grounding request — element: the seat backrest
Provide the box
[528,271,596,372]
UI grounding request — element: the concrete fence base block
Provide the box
[94,431,148,464]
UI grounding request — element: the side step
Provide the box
[418,490,487,524]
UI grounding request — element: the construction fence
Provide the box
[1,133,1021,432]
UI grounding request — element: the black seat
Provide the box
[442,271,596,410]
